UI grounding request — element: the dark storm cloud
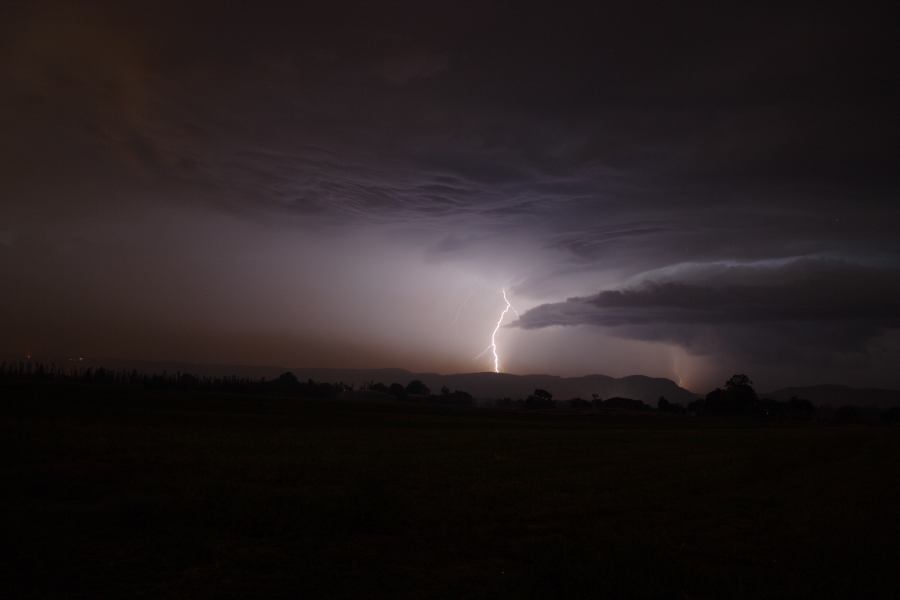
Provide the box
[3,1,900,387]
[379,51,449,86]
[546,222,679,261]
[209,144,604,230]
[516,258,900,364]
[6,1,897,235]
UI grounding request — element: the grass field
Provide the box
[3,384,900,598]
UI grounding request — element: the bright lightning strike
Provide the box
[489,288,514,373]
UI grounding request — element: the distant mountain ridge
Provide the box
[289,368,700,405]
[11,354,900,407]
[2,354,698,404]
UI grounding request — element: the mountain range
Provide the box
[292,368,700,405]
[3,355,698,404]
[11,354,900,407]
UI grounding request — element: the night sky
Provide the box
[3,1,899,391]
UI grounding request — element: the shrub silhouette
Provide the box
[601,397,650,411]
[690,374,760,415]
[657,396,685,414]
[566,397,591,409]
[405,380,430,396]
[273,372,300,389]
[526,388,554,408]
[437,387,475,406]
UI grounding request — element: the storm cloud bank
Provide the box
[517,258,900,367]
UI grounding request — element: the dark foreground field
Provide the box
[3,385,900,599]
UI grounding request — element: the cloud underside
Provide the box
[515,258,900,364]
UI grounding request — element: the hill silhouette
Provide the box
[291,368,699,404]
[0,354,698,404]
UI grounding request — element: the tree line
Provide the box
[0,361,345,398]
[3,362,898,422]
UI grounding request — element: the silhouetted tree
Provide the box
[437,388,474,406]
[178,372,201,388]
[726,374,753,389]
[657,396,685,414]
[369,382,389,394]
[273,371,300,390]
[526,388,554,408]
[693,374,760,415]
[405,380,430,396]
[725,374,758,403]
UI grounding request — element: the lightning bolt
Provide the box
[489,288,514,373]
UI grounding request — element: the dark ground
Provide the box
[3,384,900,599]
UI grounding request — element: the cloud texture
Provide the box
[2,1,899,390]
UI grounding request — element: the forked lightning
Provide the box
[489,288,514,373]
